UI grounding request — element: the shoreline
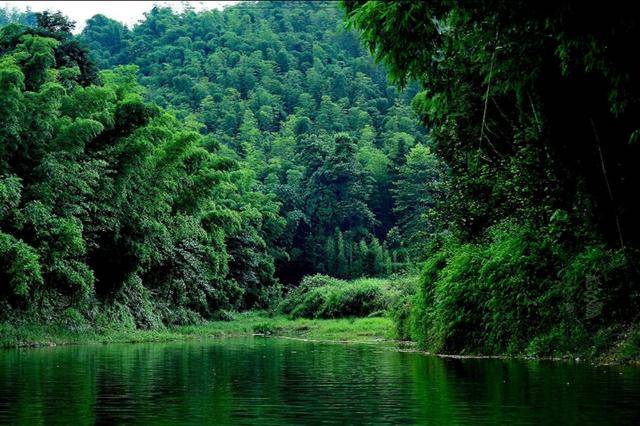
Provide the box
[0,314,395,350]
[2,314,638,366]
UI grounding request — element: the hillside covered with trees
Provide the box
[0,3,436,329]
[2,1,640,360]
[77,1,435,284]
[345,0,640,357]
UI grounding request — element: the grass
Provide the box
[0,312,395,349]
[0,274,413,350]
[3,313,639,364]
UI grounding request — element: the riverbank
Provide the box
[0,313,396,349]
[3,313,639,365]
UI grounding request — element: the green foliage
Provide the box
[344,0,640,249]
[0,19,283,326]
[78,2,429,283]
[279,274,412,319]
[0,6,36,27]
[4,0,637,363]
[408,221,638,356]
[392,144,447,258]
[0,232,42,299]
[618,330,640,362]
[344,1,640,357]
[0,313,394,348]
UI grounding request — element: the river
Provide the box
[1,337,639,424]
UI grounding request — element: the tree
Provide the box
[36,11,75,34]
[74,2,426,282]
[344,0,640,354]
[393,144,447,258]
[335,228,348,278]
[0,26,283,324]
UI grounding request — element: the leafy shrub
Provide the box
[561,245,633,326]
[114,275,164,329]
[277,274,341,316]
[0,232,43,302]
[279,274,413,319]
[409,220,639,356]
[316,280,386,318]
[618,330,640,362]
[59,307,89,332]
[415,242,486,352]
[94,303,137,332]
[389,293,413,340]
[478,222,559,353]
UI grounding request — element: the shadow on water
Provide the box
[1,337,639,425]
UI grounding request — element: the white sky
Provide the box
[2,1,239,31]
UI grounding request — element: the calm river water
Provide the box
[1,337,639,425]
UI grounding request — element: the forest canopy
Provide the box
[2,1,640,359]
[77,2,435,284]
[0,3,434,327]
[344,0,640,355]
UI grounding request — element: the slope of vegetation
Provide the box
[0,12,284,327]
[77,1,437,283]
[345,0,640,358]
[3,1,640,362]
[0,4,429,332]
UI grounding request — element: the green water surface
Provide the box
[1,337,638,425]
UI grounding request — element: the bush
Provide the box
[252,321,282,335]
[618,330,640,362]
[277,274,341,317]
[408,220,639,356]
[561,245,633,326]
[413,242,487,353]
[478,222,559,353]
[0,232,43,302]
[59,307,89,332]
[389,292,413,340]
[317,279,386,318]
[279,274,414,319]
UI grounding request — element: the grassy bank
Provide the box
[3,313,639,364]
[0,313,395,349]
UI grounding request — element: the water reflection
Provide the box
[1,337,639,425]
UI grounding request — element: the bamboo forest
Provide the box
[1,2,640,425]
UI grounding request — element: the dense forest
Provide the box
[77,2,434,284]
[345,1,640,356]
[1,1,640,359]
[0,3,433,329]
